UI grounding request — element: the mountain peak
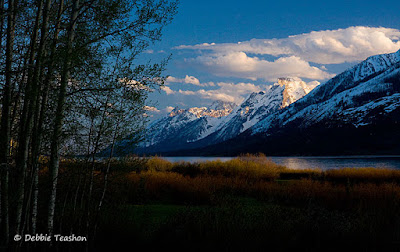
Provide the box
[168,102,236,119]
[358,49,400,81]
[274,78,316,108]
[168,107,186,117]
[209,100,237,111]
[277,77,297,86]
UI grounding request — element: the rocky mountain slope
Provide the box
[194,78,316,144]
[134,78,316,154]
[253,49,400,133]
[137,101,236,153]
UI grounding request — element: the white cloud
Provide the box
[178,90,196,95]
[184,75,201,85]
[306,80,321,89]
[144,49,166,54]
[161,85,176,95]
[178,82,264,104]
[166,76,181,83]
[167,75,215,87]
[188,52,334,81]
[164,106,174,113]
[144,106,176,119]
[143,106,160,112]
[176,26,400,64]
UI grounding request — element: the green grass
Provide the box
[124,204,187,225]
[96,197,400,251]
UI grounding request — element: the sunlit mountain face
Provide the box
[118,77,317,154]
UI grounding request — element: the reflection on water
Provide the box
[162,156,400,170]
[271,156,400,170]
[163,156,233,163]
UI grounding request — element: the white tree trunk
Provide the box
[48,0,80,236]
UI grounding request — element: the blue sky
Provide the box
[142,0,400,119]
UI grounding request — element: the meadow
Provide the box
[36,154,400,251]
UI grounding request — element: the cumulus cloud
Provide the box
[167,75,215,87]
[307,80,321,89]
[144,49,166,54]
[143,106,160,112]
[178,82,264,104]
[144,106,176,118]
[184,75,201,85]
[176,26,400,64]
[178,90,196,95]
[164,106,174,113]
[161,85,176,95]
[189,52,334,81]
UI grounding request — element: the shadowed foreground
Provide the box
[26,154,400,251]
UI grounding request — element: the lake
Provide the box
[161,156,400,170]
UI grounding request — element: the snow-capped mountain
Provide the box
[253,49,400,133]
[120,49,400,156]
[196,49,400,156]
[168,101,235,119]
[134,78,315,154]
[135,101,236,153]
[195,78,316,143]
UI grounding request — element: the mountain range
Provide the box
[123,49,400,156]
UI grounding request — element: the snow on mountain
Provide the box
[278,78,316,107]
[139,101,236,150]
[196,78,316,143]
[136,78,316,154]
[167,101,236,119]
[134,49,400,155]
[296,49,400,106]
[253,49,400,133]
[353,50,400,81]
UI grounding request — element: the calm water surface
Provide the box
[162,156,400,170]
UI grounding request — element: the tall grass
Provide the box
[54,155,400,209]
[50,155,400,250]
[325,167,400,183]
[146,153,286,180]
[92,154,400,212]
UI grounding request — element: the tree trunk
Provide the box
[70,115,94,235]
[0,0,4,56]
[85,100,110,236]
[0,0,17,245]
[15,0,44,234]
[10,54,28,137]
[30,0,56,234]
[0,0,4,236]
[93,118,120,238]
[48,0,80,236]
